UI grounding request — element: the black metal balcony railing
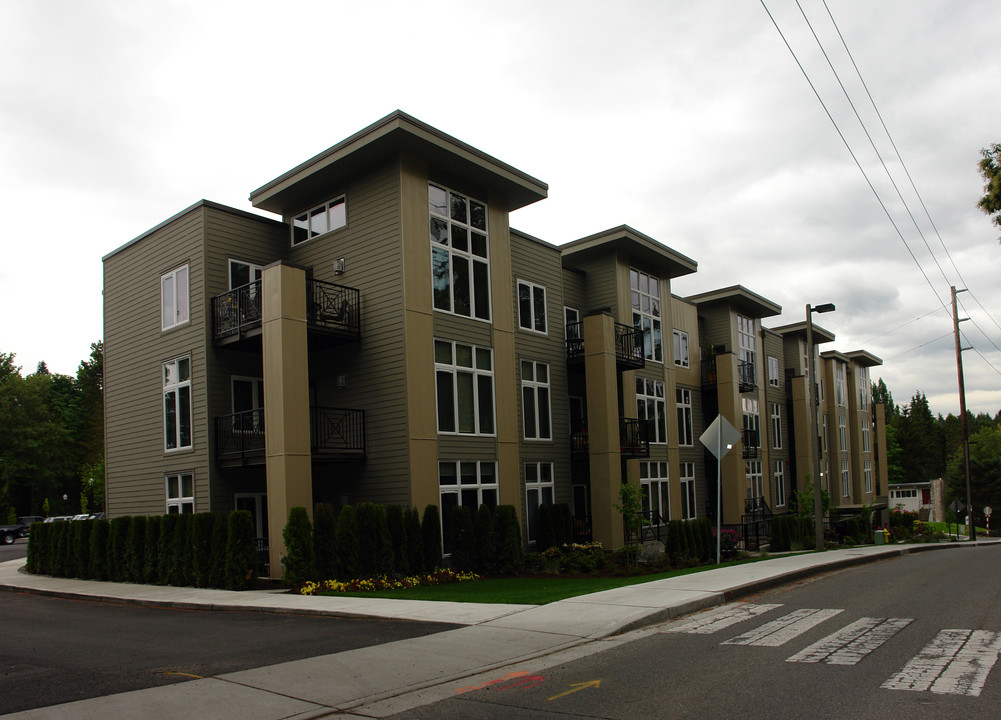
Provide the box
[744,495,771,517]
[310,406,365,455]
[615,323,645,369]
[307,279,360,335]
[213,280,263,339]
[566,321,584,361]
[620,418,651,458]
[701,357,717,386]
[216,407,365,462]
[738,360,756,392]
[741,428,760,458]
[570,424,589,456]
[215,408,266,460]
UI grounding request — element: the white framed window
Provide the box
[768,356,780,387]
[774,461,786,507]
[838,414,848,453]
[235,493,267,538]
[166,472,194,513]
[565,307,581,339]
[673,330,689,368]
[525,462,554,542]
[822,414,829,453]
[862,421,871,453]
[439,460,497,553]
[676,388,693,446]
[630,268,662,362]
[841,459,850,497]
[640,461,670,522]
[163,356,192,451]
[430,183,490,321]
[857,366,870,410]
[737,315,756,368]
[770,402,782,449]
[435,340,495,435]
[517,280,547,334]
[636,377,667,444]
[228,259,263,290]
[521,360,552,440]
[819,375,826,402]
[745,460,763,499]
[864,460,873,494]
[836,365,846,406]
[161,265,189,331]
[292,195,346,245]
[680,462,696,520]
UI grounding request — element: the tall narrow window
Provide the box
[676,388,693,446]
[640,461,670,522]
[518,280,547,334]
[862,421,871,453]
[836,365,846,406]
[838,414,848,452]
[770,402,782,450]
[864,460,873,494]
[673,330,689,368]
[429,183,490,321]
[774,461,786,507]
[435,340,494,435]
[163,357,192,451]
[161,265,189,331]
[768,356,780,387]
[636,377,667,444]
[857,366,870,410]
[841,459,850,497]
[521,361,551,440]
[525,462,554,542]
[166,472,194,513]
[439,460,497,553]
[630,268,662,362]
[742,397,760,450]
[680,462,696,520]
[737,315,755,368]
[745,460,763,499]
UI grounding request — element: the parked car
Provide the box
[42,516,72,523]
[16,516,45,538]
[1,524,22,544]
[71,514,91,521]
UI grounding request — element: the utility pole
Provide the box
[952,286,975,540]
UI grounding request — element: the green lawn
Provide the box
[318,555,790,605]
[921,521,988,537]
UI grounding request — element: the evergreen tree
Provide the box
[281,506,315,589]
[333,505,360,579]
[312,503,338,581]
[404,507,424,574]
[385,504,408,574]
[421,505,442,571]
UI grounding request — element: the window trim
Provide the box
[160,264,190,331]
[517,279,548,334]
[521,360,552,441]
[680,462,697,520]
[630,268,663,363]
[636,377,667,444]
[165,471,194,514]
[429,183,491,322]
[228,258,263,290]
[525,462,555,543]
[434,339,495,436]
[163,356,192,452]
[673,329,690,368]
[770,402,782,450]
[291,195,346,246]
[676,387,694,447]
[640,460,670,522]
[774,461,786,507]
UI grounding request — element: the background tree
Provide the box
[977,143,1001,242]
[945,422,1001,528]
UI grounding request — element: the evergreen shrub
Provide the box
[313,503,338,581]
[334,505,360,580]
[281,506,315,589]
[421,505,442,571]
[404,507,424,574]
[225,510,257,590]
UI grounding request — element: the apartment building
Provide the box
[103,112,888,575]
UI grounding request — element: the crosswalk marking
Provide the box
[882,629,1001,697]
[723,608,843,647]
[665,603,784,634]
[786,617,912,665]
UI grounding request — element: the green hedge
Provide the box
[25,511,259,590]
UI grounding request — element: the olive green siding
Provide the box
[104,206,212,517]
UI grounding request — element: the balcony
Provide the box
[620,418,651,458]
[738,360,756,392]
[701,357,717,386]
[741,428,760,459]
[565,321,645,370]
[215,406,365,466]
[212,279,359,346]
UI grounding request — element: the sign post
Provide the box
[950,499,965,540]
[985,506,992,537]
[700,415,741,564]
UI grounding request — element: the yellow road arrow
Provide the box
[548,680,602,701]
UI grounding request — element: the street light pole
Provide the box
[806,302,835,551]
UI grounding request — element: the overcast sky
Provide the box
[2,0,1000,417]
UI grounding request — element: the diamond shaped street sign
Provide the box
[700,415,741,460]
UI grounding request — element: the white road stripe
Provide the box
[882,629,1001,696]
[786,617,912,665]
[724,608,843,647]
[665,603,784,634]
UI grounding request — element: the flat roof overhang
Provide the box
[771,320,836,345]
[687,284,782,319]
[250,111,548,215]
[560,225,698,280]
[845,349,883,367]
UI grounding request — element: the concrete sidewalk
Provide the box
[2,541,997,719]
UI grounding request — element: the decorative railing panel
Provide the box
[310,406,365,455]
[619,418,651,458]
[741,428,760,458]
[738,359,756,391]
[215,408,266,460]
[615,323,645,368]
[213,281,263,339]
[307,279,360,334]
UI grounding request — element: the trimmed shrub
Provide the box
[25,522,44,574]
[313,503,338,581]
[551,504,573,547]
[448,505,476,572]
[209,512,228,588]
[157,514,179,585]
[404,507,424,574]
[109,516,132,582]
[170,513,194,586]
[191,513,215,587]
[225,510,258,590]
[421,504,442,571]
[281,506,315,589]
[493,505,524,575]
[124,516,146,583]
[698,519,714,563]
[142,515,161,584]
[51,521,69,577]
[385,504,408,575]
[70,519,90,579]
[334,505,360,580]
[535,504,556,551]
[683,520,697,560]
[89,518,110,580]
[473,504,495,574]
[770,515,791,552]
[356,503,393,577]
